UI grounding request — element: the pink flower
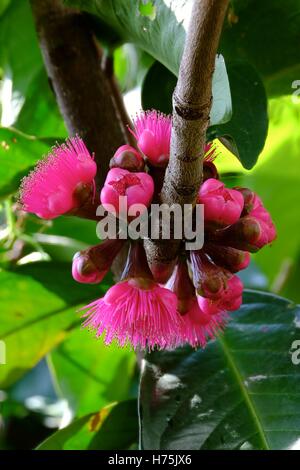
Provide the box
[198,178,244,226]
[100,168,154,218]
[82,242,181,350]
[82,279,180,350]
[20,137,97,219]
[179,298,228,348]
[110,145,145,172]
[198,275,243,316]
[131,110,171,166]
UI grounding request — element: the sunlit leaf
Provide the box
[37,400,138,450]
[0,262,110,387]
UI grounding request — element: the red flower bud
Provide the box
[72,239,124,284]
[109,145,145,172]
[209,216,263,252]
[204,243,250,273]
[166,259,195,314]
[190,250,231,299]
[198,275,244,315]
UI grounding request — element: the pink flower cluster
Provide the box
[20,137,97,219]
[19,111,276,350]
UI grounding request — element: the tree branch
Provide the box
[162,0,229,205]
[144,0,229,273]
[30,0,129,189]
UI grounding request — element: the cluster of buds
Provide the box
[19,110,276,350]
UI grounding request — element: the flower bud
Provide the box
[72,239,124,284]
[234,188,276,248]
[203,161,218,181]
[148,258,178,284]
[198,275,243,315]
[210,216,264,252]
[204,243,250,273]
[100,168,154,218]
[198,178,244,226]
[190,250,231,299]
[109,145,145,172]
[72,252,103,284]
[234,187,256,214]
[166,260,196,315]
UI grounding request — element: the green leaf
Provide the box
[142,61,176,115]
[65,0,231,126]
[221,0,300,97]
[0,262,109,387]
[14,70,66,138]
[138,1,156,21]
[0,127,56,198]
[140,290,300,450]
[0,0,42,109]
[142,58,231,126]
[0,0,65,136]
[50,327,136,416]
[64,0,188,75]
[48,216,99,246]
[37,399,138,450]
[114,45,154,93]
[31,233,88,263]
[208,61,268,169]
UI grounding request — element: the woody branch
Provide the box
[144,0,229,271]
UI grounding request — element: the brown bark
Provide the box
[30,0,129,189]
[144,0,229,272]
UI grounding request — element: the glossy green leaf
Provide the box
[221,0,300,97]
[208,61,268,169]
[0,127,55,198]
[50,327,136,416]
[142,59,232,125]
[37,399,138,450]
[142,61,176,115]
[140,290,300,450]
[0,262,109,388]
[65,0,231,126]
